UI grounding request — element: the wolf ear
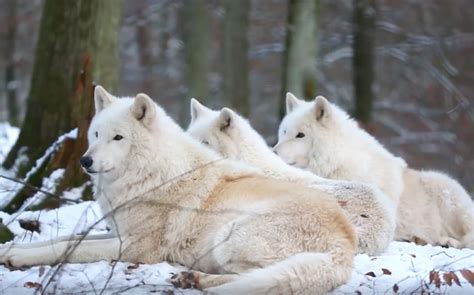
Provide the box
[132,93,157,127]
[190,98,211,123]
[94,85,116,113]
[314,96,331,121]
[286,92,304,113]
[218,108,234,131]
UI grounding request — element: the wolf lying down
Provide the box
[0,87,357,294]
[275,93,474,249]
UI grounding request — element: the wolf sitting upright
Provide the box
[0,87,357,294]
[274,93,474,249]
[186,99,395,255]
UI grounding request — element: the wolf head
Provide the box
[80,86,160,182]
[273,93,348,170]
[187,98,267,160]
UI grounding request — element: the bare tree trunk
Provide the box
[181,0,209,123]
[4,0,20,126]
[223,0,250,116]
[1,0,122,213]
[279,0,319,118]
[134,0,155,95]
[352,0,376,123]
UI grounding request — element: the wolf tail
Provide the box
[205,248,353,295]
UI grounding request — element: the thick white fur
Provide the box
[187,99,396,255]
[0,87,357,294]
[276,93,474,249]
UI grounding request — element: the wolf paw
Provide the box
[439,237,461,248]
[170,271,200,289]
[0,246,43,268]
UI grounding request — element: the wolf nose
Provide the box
[80,156,93,169]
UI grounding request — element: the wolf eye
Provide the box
[202,140,209,145]
[296,132,305,138]
[113,135,123,141]
[95,132,98,138]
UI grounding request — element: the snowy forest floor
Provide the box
[0,123,473,294]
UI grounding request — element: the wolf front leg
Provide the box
[0,237,122,267]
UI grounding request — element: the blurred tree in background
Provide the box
[1,0,122,212]
[181,0,209,123]
[279,0,319,118]
[4,0,19,126]
[223,0,251,116]
[353,0,376,124]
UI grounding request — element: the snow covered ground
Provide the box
[0,122,473,294]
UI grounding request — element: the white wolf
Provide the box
[186,99,395,255]
[274,93,474,249]
[0,87,357,294]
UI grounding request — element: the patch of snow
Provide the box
[0,123,21,208]
[0,127,77,209]
[24,128,77,180]
[335,242,474,294]
[0,202,107,245]
[0,122,20,164]
[19,169,65,211]
[62,181,90,201]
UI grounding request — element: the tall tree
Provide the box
[279,0,319,118]
[181,0,209,122]
[134,0,155,95]
[1,0,122,212]
[4,0,20,126]
[223,0,250,116]
[352,0,376,123]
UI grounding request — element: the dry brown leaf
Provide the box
[365,271,376,278]
[429,270,435,284]
[381,268,392,275]
[429,270,441,288]
[443,272,453,286]
[460,269,474,286]
[393,284,399,293]
[24,282,42,289]
[451,272,461,287]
